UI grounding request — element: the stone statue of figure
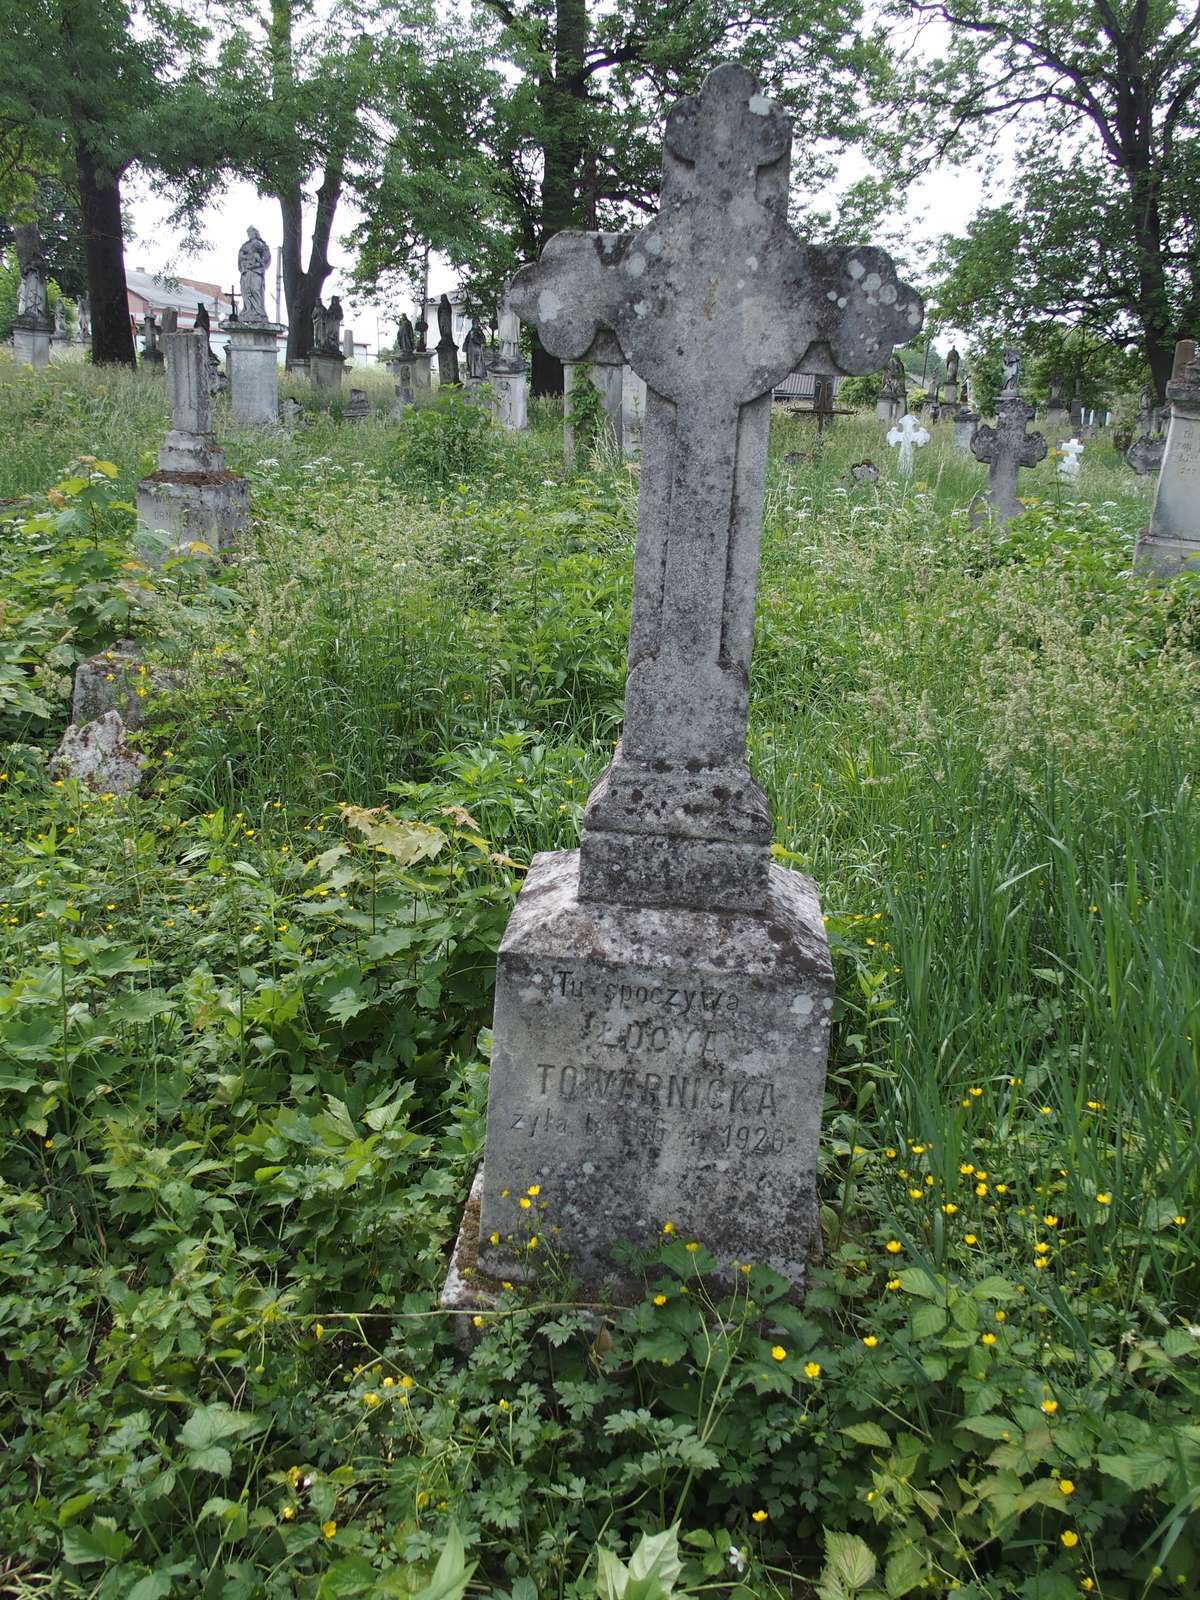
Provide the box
[1136,385,1155,433]
[437,293,454,347]
[463,317,487,380]
[327,296,344,352]
[959,382,969,404]
[1001,346,1022,396]
[195,302,211,342]
[312,298,328,351]
[945,347,959,382]
[143,313,158,351]
[53,299,67,337]
[238,227,272,323]
[78,294,90,340]
[17,257,49,324]
[415,314,428,352]
[886,353,905,393]
[395,313,416,357]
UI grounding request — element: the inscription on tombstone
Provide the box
[447,65,923,1302]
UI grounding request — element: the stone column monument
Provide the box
[1137,340,1200,576]
[436,293,460,387]
[136,332,251,563]
[442,64,923,1310]
[309,298,346,394]
[221,228,283,424]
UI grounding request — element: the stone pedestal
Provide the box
[1137,348,1200,576]
[412,350,433,394]
[137,331,251,564]
[593,358,624,450]
[875,392,904,424]
[12,319,51,370]
[466,851,833,1296]
[1043,406,1068,430]
[953,407,979,450]
[345,387,370,421]
[223,320,282,424]
[387,355,416,412]
[285,357,310,378]
[492,365,528,431]
[310,351,345,394]
[437,340,460,387]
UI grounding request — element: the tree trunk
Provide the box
[280,160,343,366]
[75,140,135,368]
[533,0,589,396]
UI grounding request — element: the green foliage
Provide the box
[389,389,504,494]
[0,370,1197,1595]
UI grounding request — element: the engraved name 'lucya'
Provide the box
[538,1062,778,1116]
[553,968,739,1015]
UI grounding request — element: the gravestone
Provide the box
[136,331,250,563]
[310,299,346,393]
[12,232,51,370]
[436,293,460,386]
[887,412,929,474]
[443,64,922,1310]
[941,347,960,404]
[953,403,979,451]
[622,365,647,455]
[491,299,529,431]
[875,354,906,422]
[280,396,303,426]
[141,313,164,369]
[1137,340,1200,576]
[1126,383,1166,474]
[1057,436,1084,480]
[345,387,370,421]
[971,358,1047,521]
[222,229,284,424]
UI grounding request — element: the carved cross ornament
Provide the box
[509,65,924,911]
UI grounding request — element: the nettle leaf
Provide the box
[819,1531,877,1597]
[897,1268,940,1300]
[910,1303,948,1340]
[884,1545,926,1598]
[62,1516,133,1565]
[842,1421,891,1448]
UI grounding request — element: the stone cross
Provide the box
[161,332,217,469]
[451,65,924,1307]
[972,395,1047,521]
[886,412,929,474]
[509,63,922,913]
[1057,436,1084,479]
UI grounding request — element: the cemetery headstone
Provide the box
[136,331,250,564]
[621,364,647,455]
[1137,339,1200,576]
[875,353,907,422]
[442,64,923,1313]
[1069,376,1084,428]
[141,313,164,368]
[222,228,284,422]
[490,298,529,432]
[53,299,68,341]
[971,353,1047,521]
[280,396,303,426]
[12,232,51,370]
[941,346,960,404]
[342,328,355,362]
[1057,436,1084,479]
[463,317,488,387]
[310,297,346,393]
[436,293,460,386]
[345,387,370,421]
[850,459,880,482]
[387,311,433,410]
[953,402,980,451]
[78,294,91,343]
[1044,375,1068,429]
[887,412,930,474]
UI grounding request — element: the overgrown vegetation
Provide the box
[1,357,1197,1597]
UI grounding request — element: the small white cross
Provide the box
[1058,436,1084,479]
[887,412,930,474]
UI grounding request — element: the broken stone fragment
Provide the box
[51,710,146,795]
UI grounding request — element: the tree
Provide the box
[0,178,88,300]
[354,0,892,392]
[0,0,203,367]
[893,0,1200,400]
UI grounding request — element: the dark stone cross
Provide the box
[971,397,1047,523]
[510,63,922,912]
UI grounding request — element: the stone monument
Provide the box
[1136,340,1200,576]
[622,365,647,455]
[136,331,251,563]
[442,64,923,1309]
[490,299,529,431]
[345,387,370,421]
[1126,385,1166,475]
[971,351,1047,521]
[12,234,51,370]
[953,400,980,451]
[941,346,960,404]
[875,353,906,423]
[222,228,283,424]
[141,313,164,369]
[887,412,930,474]
[310,298,346,394]
[436,293,460,386]
[1044,375,1069,429]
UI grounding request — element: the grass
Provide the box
[0,353,1197,1597]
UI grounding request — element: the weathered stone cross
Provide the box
[971,396,1047,522]
[510,64,922,914]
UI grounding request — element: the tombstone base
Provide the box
[223,321,282,424]
[310,352,345,393]
[492,370,528,431]
[136,472,251,565]
[463,849,832,1302]
[12,322,51,370]
[1135,531,1200,578]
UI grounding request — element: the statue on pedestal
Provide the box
[237,227,272,323]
